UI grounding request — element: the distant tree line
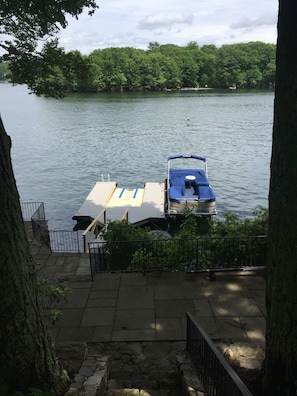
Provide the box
[3,41,276,94]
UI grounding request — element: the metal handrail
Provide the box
[186,312,253,396]
[83,208,130,253]
[120,208,129,221]
[82,208,106,252]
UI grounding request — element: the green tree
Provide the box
[88,49,108,91]
[63,50,95,92]
[263,1,297,394]
[180,52,199,87]
[126,48,150,91]
[160,55,181,89]
[0,0,98,394]
[200,45,218,87]
[215,42,276,88]
[217,44,246,87]
[37,41,276,93]
[147,51,172,90]
[186,41,200,50]
[89,47,137,91]
[148,41,161,51]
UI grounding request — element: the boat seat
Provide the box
[169,186,185,200]
[198,185,216,202]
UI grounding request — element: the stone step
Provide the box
[61,341,205,396]
[107,378,158,390]
[106,378,181,395]
[105,389,173,396]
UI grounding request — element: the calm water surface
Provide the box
[0,83,274,229]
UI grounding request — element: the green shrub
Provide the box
[209,206,268,237]
[98,207,268,271]
[101,220,153,270]
[38,280,71,325]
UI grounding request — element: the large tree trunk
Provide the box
[0,117,67,394]
[263,1,297,395]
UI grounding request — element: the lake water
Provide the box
[0,83,274,229]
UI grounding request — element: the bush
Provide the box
[98,207,268,271]
[101,220,153,271]
[209,206,268,237]
[38,280,71,325]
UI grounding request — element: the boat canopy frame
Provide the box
[167,154,208,178]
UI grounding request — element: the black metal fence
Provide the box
[21,202,83,253]
[186,312,253,396]
[21,201,45,220]
[89,235,267,277]
[49,230,84,252]
[21,202,267,268]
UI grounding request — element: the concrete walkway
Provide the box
[32,244,266,346]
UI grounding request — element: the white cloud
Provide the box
[230,14,277,29]
[137,13,194,31]
[56,0,278,54]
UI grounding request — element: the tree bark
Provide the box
[263,1,297,394]
[0,117,67,394]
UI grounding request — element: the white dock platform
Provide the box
[73,181,165,228]
[73,182,116,223]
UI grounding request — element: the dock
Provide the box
[73,181,165,229]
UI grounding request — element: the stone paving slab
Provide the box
[156,299,195,318]
[114,309,155,330]
[192,316,219,339]
[111,328,156,342]
[81,306,115,326]
[215,316,249,341]
[56,327,95,342]
[62,288,90,308]
[34,247,266,345]
[156,318,184,340]
[193,299,213,316]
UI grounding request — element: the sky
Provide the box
[58,0,278,55]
